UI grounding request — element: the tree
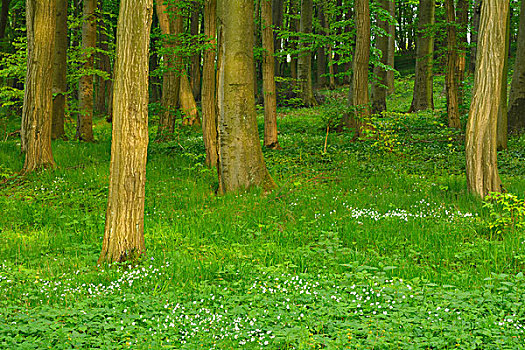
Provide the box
[77,0,97,142]
[216,0,275,193]
[496,13,509,150]
[444,0,460,128]
[51,0,67,140]
[297,0,316,106]
[98,0,153,264]
[261,0,280,149]
[465,0,508,198]
[508,0,525,133]
[386,0,395,94]
[345,0,370,137]
[21,0,57,173]
[201,0,218,167]
[409,0,434,112]
[371,0,389,114]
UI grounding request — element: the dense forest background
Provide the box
[1,0,525,348]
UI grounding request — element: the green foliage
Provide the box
[483,192,525,238]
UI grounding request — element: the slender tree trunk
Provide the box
[261,0,280,149]
[156,0,182,139]
[190,4,201,101]
[98,0,153,264]
[508,0,525,133]
[202,0,218,167]
[179,73,200,126]
[496,13,509,150]
[77,0,97,141]
[455,0,468,109]
[94,27,111,115]
[272,0,284,76]
[445,0,460,128]
[297,0,316,106]
[216,0,275,193]
[21,0,56,173]
[371,0,389,114]
[316,6,327,88]
[409,0,434,112]
[386,0,395,94]
[465,0,508,198]
[345,0,370,137]
[469,0,481,74]
[51,0,67,140]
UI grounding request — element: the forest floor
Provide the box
[1,76,525,348]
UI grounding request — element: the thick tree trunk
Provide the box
[386,0,395,94]
[98,0,153,264]
[409,0,434,112]
[261,0,280,149]
[77,0,97,142]
[465,0,507,198]
[21,0,56,173]
[51,0,67,140]
[190,5,201,101]
[345,0,370,137]
[297,0,316,106]
[156,0,183,139]
[508,0,525,133]
[371,0,389,114]
[445,0,460,128]
[496,13,509,150]
[202,0,218,167]
[216,0,275,193]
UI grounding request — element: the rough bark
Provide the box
[77,0,97,142]
[371,0,389,114]
[98,0,153,264]
[261,0,280,149]
[345,0,370,137]
[51,0,67,140]
[202,0,218,168]
[21,0,56,173]
[297,0,316,106]
[465,0,507,198]
[508,0,525,133]
[409,0,434,112]
[216,0,275,193]
[445,0,460,128]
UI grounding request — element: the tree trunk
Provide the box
[190,4,201,101]
[297,0,316,106]
[179,73,200,126]
[371,0,389,114]
[98,0,153,264]
[345,0,370,137]
[51,0,67,140]
[469,0,481,74]
[0,0,10,44]
[94,27,112,115]
[316,6,327,88]
[216,0,275,193]
[386,0,395,94]
[465,0,508,198]
[445,0,460,128]
[455,0,468,110]
[202,0,218,167]
[21,0,56,173]
[272,0,284,76]
[508,0,525,133]
[156,0,183,139]
[77,0,97,142]
[496,13,509,150]
[261,0,280,149]
[409,0,434,112]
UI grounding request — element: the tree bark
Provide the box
[98,0,153,264]
[496,12,509,150]
[455,0,468,109]
[179,73,200,126]
[21,0,56,173]
[202,0,218,167]
[465,0,507,198]
[409,0,434,112]
[297,0,316,106]
[190,4,201,101]
[261,0,280,149]
[508,0,525,133]
[345,0,370,137]
[94,26,112,115]
[386,0,395,94]
[371,0,389,114]
[216,0,275,193]
[272,0,284,76]
[445,0,460,128]
[77,0,97,142]
[51,0,67,140]
[469,0,481,74]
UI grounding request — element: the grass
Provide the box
[1,75,525,348]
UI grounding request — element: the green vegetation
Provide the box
[1,78,525,348]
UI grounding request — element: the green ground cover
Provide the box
[1,77,525,348]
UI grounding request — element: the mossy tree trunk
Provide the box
[508,0,525,133]
[409,0,434,112]
[51,0,67,140]
[21,0,56,173]
[98,0,153,264]
[216,0,275,193]
[77,0,97,142]
[465,0,508,198]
